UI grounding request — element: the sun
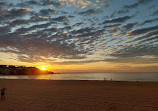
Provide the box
[40,67,46,71]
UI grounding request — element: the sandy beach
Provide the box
[0,80,158,111]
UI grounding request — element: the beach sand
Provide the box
[0,80,158,111]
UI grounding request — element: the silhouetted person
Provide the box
[1,88,6,100]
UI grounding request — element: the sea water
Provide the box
[0,72,158,81]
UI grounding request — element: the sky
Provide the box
[0,0,158,73]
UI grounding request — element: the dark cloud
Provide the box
[141,18,158,25]
[123,23,137,30]
[110,44,158,58]
[72,22,84,27]
[0,1,5,6]
[17,0,40,7]
[14,23,51,34]
[0,32,88,62]
[0,9,9,16]
[127,25,158,36]
[152,10,158,16]
[103,16,132,24]
[127,30,158,43]
[39,9,57,16]
[27,0,39,5]
[9,19,29,27]
[61,55,86,60]
[0,26,10,35]
[29,15,49,22]
[42,0,63,7]
[124,0,153,9]
[52,16,72,22]
[71,27,94,35]
[139,36,158,44]
[124,2,138,9]
[2,8,31,19]
[78,9,102,15]
[52,60,102,65]
[107,38,116,43]
[106,57,158,64]
[10,8,31,15]
[62,26,71,30]
[74,29,105,42]
[117,9,129,14]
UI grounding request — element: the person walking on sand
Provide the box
[1,88,6,100]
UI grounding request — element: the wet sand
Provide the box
[0,80,158,111]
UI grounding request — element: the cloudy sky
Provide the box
[0,0,158,72]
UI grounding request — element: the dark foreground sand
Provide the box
[0,80,158,111]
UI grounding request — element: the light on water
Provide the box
[0,72,158,81]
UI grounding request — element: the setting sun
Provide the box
[40,67,46,71]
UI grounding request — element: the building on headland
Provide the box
[0,65,54,75]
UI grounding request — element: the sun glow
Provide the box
[40,67,46,70]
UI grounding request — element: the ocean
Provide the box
[0,72,158,81]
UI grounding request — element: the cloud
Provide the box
[124,0,153,9]
[29,15,49,22]
[106,56,158,64]
[0,26,10,35]
[2,8,31,19]
[103,24,121,28]
[0,32,88,62]
[52,59,102,65]
[52,16,73,22]
[59,0,97,8]
[72,22,84,27]
[0,1,5,6]
[152,10,158,16]
[39,9,57,16]
[71,27,94,35]
[0,0,158,67]
[117,9,129,14]
[27,0,39,5]
[140,18,158,25]
[127,25,158,37]
[139,36,158,44]
[122,23,137,30]
[108,27,120,33]
[42,0,64,7]
[78,9,102,15]
[9,19,29,27]
[127,30,158,43]
[10,8,31,15]
[110,44,158,58]
[13,23,51,34]
[0,9,10,16]
[103,15,132,24]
